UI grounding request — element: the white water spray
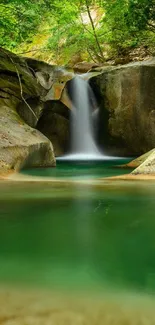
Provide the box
[58,75,118,161]
[71,76,100,157]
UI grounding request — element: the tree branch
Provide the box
[84,0,104,61]
[3,49,38,123]
[87,47,98,63]
[79,11,94,36]
[147,22,155,32]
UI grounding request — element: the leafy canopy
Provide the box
[0,0,155,63]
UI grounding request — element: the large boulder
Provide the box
[0,48,46,98]
[73,61,101,73]
[0,48,73,171]
[119,149,155,169]
[132,149,155,175]
[90,60,155,156]
[0,48,58,174]
[0,96,55,175]
[25,57,74,102]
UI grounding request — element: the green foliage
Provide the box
[101,0,155,54]
[0,0,52,49]
[0,0,155,62]
[45,0,106,63]
[128,0,155,31]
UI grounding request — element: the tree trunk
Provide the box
[85,0,104,61]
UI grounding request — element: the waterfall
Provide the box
[71,76,101,159]
[58,74,115,161]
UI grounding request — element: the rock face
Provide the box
[37,101,70,156]
[0,96,56,174]
[132,149,155,175]
[73,61,101,73]
[0,48,57,173]
[18,56,72,157]
[0,48,73,174]
[90,60,155,156]
[2,47,155,174]
[120,149,155,169]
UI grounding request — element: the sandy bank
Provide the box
[106,173,155,181]
[0,286,155,325]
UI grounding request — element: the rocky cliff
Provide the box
[0,48,74,174]
[1,47,155,176]
[90,60,155,156]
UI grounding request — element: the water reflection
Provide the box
[70,183,96,285]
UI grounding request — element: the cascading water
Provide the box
[58,74,117,161]
[71,76,101,159]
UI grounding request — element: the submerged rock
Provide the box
[90,59,155,156]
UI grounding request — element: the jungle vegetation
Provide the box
[0,0,155,64]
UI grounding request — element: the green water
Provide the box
[21,159,132,179]
[1,160,155,295]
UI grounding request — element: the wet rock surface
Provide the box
[37,101,70,157]
[90,59,155,156]
[0,48,74,172]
